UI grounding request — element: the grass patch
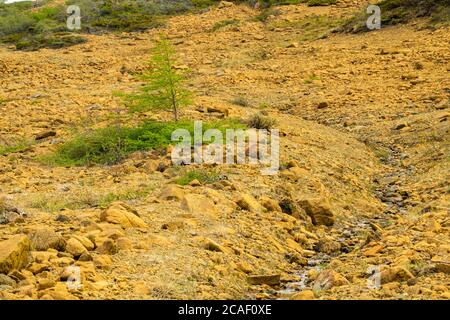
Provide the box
[210,19,240,32]
[304,73,320,84]
[26,184,154,212]
[43,119,245,166]
[231,95,251,107]
[307,0,336,6]
[341,0,450,32]
[246,113,277,129]
[176,168,224,185]
[269,14,343,41]
[0,139,32,156]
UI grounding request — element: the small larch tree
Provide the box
[123,36,191,122]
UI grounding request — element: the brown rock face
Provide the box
[100,202,147,228]
[298,199,335,226]
[0,235,31,274]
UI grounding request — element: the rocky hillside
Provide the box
[0,1,448,300]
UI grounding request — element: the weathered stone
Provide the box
[313,270,349,291]
[236,193,262,213]
[28,228,66,251]
[0,274,16,287]
[159,185,185,201]
[0,235,31,274]
[96,239,118,255]
[100,202,147,228]
[93,255,113,270]
[71,235,95,251]
[65,238,87,258]
[181,194,217,216]
[380,266,415,284]
[247,274,281,286]
[298,199,335,226]
[290,290,315,300]
[260,196,282,212]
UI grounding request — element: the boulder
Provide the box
[236,193,262,213]
[290,290,315,300]
[159,185,185,201]
[380,266,415,284]
[65,238,88,258]
[247,274,281,286]
[0,235,31,274]
[100,202,147,228]
[28,228,66,251]
[181,194,218,216]
[298,198,335,226]
[312,270,349,291]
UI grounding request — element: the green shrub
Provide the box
[246,113,277,130]
[44,119,245,166]
[231,95,250,107]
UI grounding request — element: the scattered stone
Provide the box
[181,194,218,216]
[71,235,95,251]
[236,193,262,213]
[317,101,328,109]
[55,214,70,223]
[116,237,133,251]
[96,239,118,255]
[236,261,254,274]
[290,290,315,300]
[315,238,341,254]
[35,130,56,140]
[202,238,232,254]
[247,274,281,286]
[0,235,31,274]
[93,255,113,270]
[298,199,335,226]
[78,252,93,262]
[434,261,450,274]
[380,266,415,284]
[312,270,349,291]
[0,274,16,287]
[65,238,88,258]
[260,196,282,212]
[28,228,66,251]
[100,202,147,228]
[159,185,185,201]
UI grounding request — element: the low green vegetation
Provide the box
[231,95,251,107]
[246,113,277,130]
[0,139,32,156]
[341,0,450,32]
[176,168,224,185]
[27,184,154,212]
[269,14,343,41]
[43,119,245,166]
[210,19,240,31]
[307,0,336,6]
